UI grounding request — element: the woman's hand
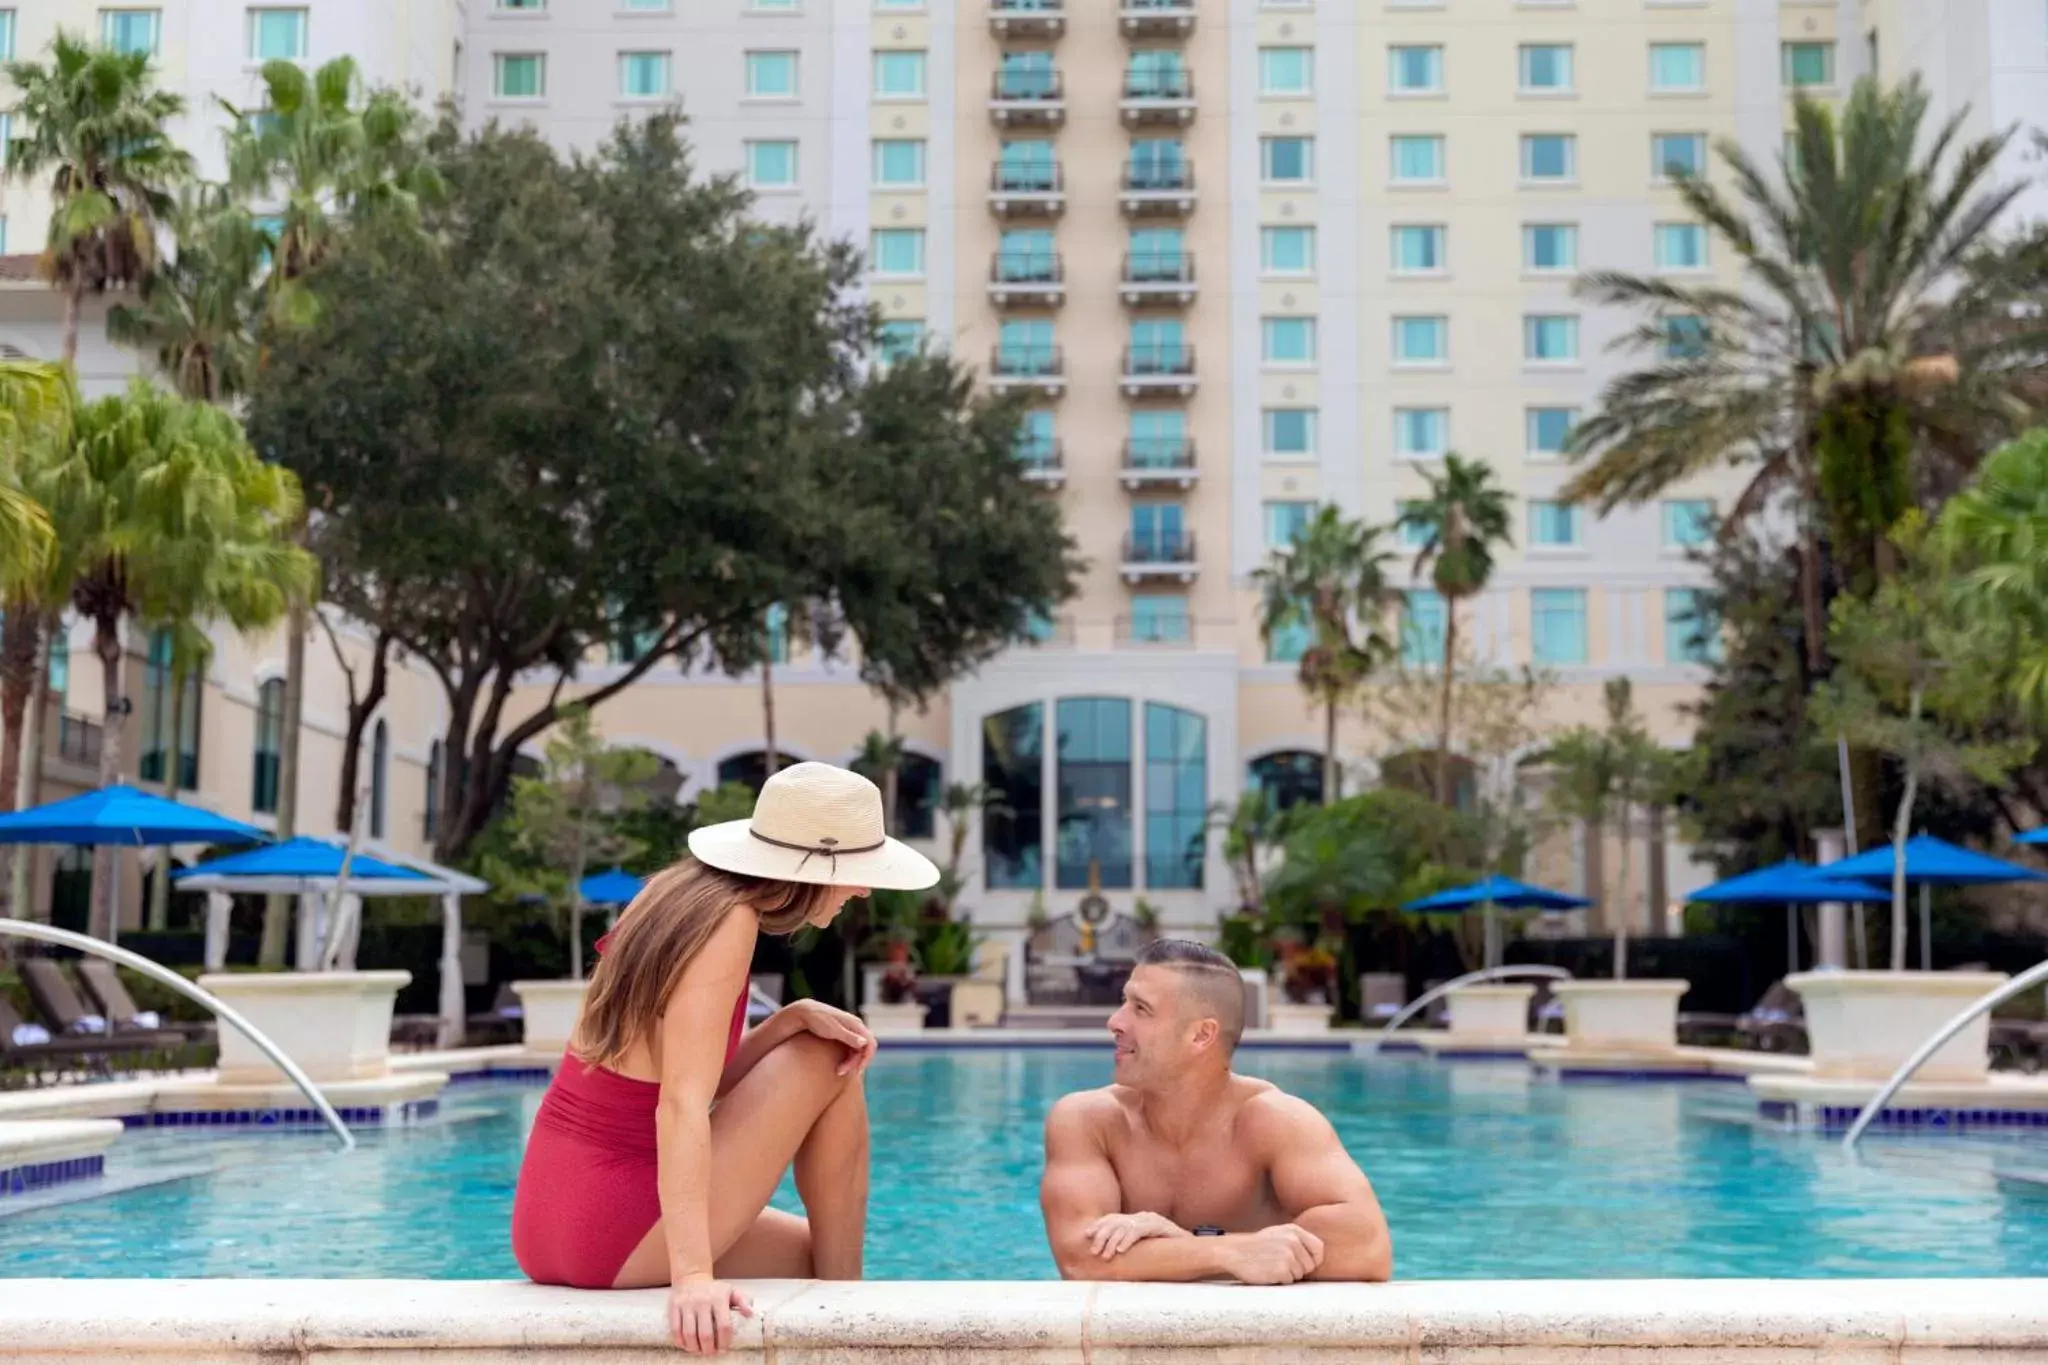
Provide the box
[667,1278,754,1355]
[784,999,877,1077]
[1085,1210,1189,1258]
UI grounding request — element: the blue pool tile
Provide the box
[0,1153,105,1197]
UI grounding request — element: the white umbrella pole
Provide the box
[1918,881,1932,972]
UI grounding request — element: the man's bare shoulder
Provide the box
[1235,1080,1341,1146]
[1046,1086,1127,1137]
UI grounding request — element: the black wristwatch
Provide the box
[1193,1224,1225,1237]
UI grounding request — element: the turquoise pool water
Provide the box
[4,1049,2047,1279]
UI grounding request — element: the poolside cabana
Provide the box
[177,838,489,1048]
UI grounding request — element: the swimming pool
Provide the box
[4,1049,2047,1279]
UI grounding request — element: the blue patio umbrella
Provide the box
[0,784,267,848]
[1817,835,2048,969]
[1402,875,1591,969]
[1686,859,1889,972]
[579,867,645,906]
[173,836,435,892]
[2011,827,2048,846]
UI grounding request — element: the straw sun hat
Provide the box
[687,761,940,890]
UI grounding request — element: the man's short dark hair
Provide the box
[1135,938,1245,1052]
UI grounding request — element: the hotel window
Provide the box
[1782,42,1834,88]
[1518,44,1573,93]
[869,228,925,277]
[1391,224,1446,273]
[620,0,671,9]
[1398,503,1430,548]
[1263,408,1318,458]
[1527,406,1577,459]
[100,9,161,55]
[1394,407,1448,460]
[494,53,545,98]
[746,50,798,97]
[1262,317,1316,366]
[252,678,284,815]
[1649,42,1704,92]
[1005,50,1060,98]
[1666,588,1719,664]
[1523,223,1577,272]
[1129,409,1185,467]
[1664,314,1708,359]
[1393,315,1447,365]
[1000,317,1056,372]
[1523,314,1579,364]
[1654,222,1707,270]
[1264,500,1314,550]
[874,50,927,98]
[1003,227,1058,281]
[983,703,1044,890]
[1267,605,1312,664]
[369,721,389,841]
[1389,45,1444,94]
[749,0,799,8]
[1402,590,1446,667]
[1521,134,1576,182]
[878,320,925,363]
[1390,135,1445,183]
[496,0,545,8]
[873,139,926,186]
[1662,499,1714,548]
[138,631,199,790]
[1125,49,1186,98]
[1016,409,1057,468]
[1260,136,1315,184]
[1056,701,1135,889]
[1260,226,1316,274]
[747,140,799,188]
[247,8,308,61]
[619,51,671,98]
[1130,594,1191,646]
[1531,588,1589,666]
[0,216,7,255]
[1144,703,1208,890]
[1130,503,1187,561]
[1129,137,1186,187]
[1529,500,1580,548]
[875,0,923,8]
[0,11,14,61]
[1653,133,1707,181]
[1260,46,1313,95]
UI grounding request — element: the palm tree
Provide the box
[1562,77,2040,666]
[107,187,266,403]
[219,55,439,965]
[854,726,908,835]
[1252,505,1402,803]
[1398,456,1515,807]
[3,33,192,366]
[1936,429,2048,721]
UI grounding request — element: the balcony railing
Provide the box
[990,344,1066,391]
[1120,438,1197,487]
[1116,613,1195,648]
[1124,343,1195,376]
[990,0,1065,37]
[1120,69,1196,124]
[992,251,1062,284]
[989,162,1066,215]
[990,68,1065,123]
[1121,532,1199,572]
[1119,251,1197,305]
[1120,0,1197,37]
[1015,439,1065,481]
[1119,162,1195,215]
[48,713,102,770]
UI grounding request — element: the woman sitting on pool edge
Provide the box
[512,762,939,1355]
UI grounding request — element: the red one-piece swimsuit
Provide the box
[510,932,747,1288]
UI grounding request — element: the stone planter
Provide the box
[1788,970,2009,1081]
[861,1001,929,1035]
[511,980,591,1054]
[197,970,412,1085]
[1445,984,1534,1042]
[1267,1000,1335,1036]
[1239,969,1271,1032]
[1552,979,1689,1053]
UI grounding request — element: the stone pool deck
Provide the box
[4,1276,2046,1363]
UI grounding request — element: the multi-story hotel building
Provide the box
[4,0,2039,946]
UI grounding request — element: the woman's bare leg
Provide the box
[715,1208,812,1279]
[611,1032,868,1287]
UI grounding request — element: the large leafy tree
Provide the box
[1564,77,2044,668]
[250,115,1074,862]
[1936,427,2048,721]
[2,33,192,365]
[1397,455,1515,807]
[1252,505,1401,803]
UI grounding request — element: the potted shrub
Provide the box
[1132,897,1162,942]
[862,963,929,1035]
[1269,939,1338,1035]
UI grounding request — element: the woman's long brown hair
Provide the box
[570,860,838,1070]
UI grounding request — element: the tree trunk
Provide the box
[146,667,187,931]
[1435,600,1459,807]
[761,652,777,778]
[89,618,125,942]
[1323,695,1339,804]
[0,609,38,913]
[1613,795,1633,981]
[881,704,900,835]
[1798,522,1826,678]
[8,619,52,920]
[1583,814,1606,931]
[332,640,391,835]
[568,811,589,982]
[1646,801,1668,934]
[61,281,82,368]
[1890,688,1922,972]
[260,600,309,966]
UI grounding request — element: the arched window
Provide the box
[369,720,389,840]
[424,739,444,840]
[1144,704,1206,889]
[716,749,797,794]
[1382,749,1478,813]
[1248,750,1324,811]
[895,753,941,839]
[1056,698,1133,889]
[983,704,1043,889]
[252,678,285,814]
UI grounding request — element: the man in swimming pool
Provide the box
[1039,938,1392,1284]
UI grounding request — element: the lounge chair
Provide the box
[18,958,188,1054]
[1735,979,1807,1054]
[465,982,523,1045]
[73,958,216,1046]
[0,997,137,1086]
[1359,972,1407,1023]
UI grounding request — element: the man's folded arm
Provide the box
[1039,1098,1239,1283]
[1260,1095,1393,1282]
